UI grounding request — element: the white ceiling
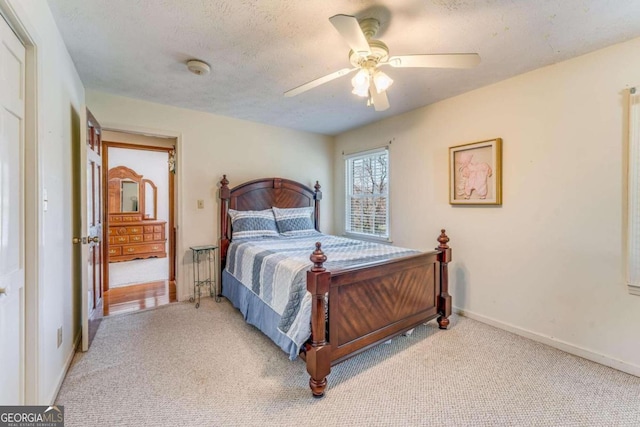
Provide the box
[47,0,640,136]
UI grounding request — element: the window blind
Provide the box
[345,147,389,240]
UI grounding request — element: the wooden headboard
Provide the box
[218,175,322,267]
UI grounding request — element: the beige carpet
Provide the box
[56,298,640,426]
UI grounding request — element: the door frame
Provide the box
[98,123,182,295]
[102,140,177,292]
[0,0,41,404]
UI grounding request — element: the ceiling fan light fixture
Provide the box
[373,71,393,93]
[352,86,369,97]
[351,69,370,97]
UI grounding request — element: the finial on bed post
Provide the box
[220,176,230,203]
[436,229,452,330]
[437,229,450,250]
[306,241,331,397]
[310,242,327,272]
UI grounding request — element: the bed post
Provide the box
[306,242,331,398]
[219,175,231,270]
[436,229,452,329]
[313,181,322,232]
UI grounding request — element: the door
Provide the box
[0,16,26,404]
[81,110,103,350]
[87,110,103,315]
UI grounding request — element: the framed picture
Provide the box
[449,138,502,205]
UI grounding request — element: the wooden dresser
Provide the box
[108,214,167,262]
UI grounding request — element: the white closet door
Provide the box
[0,15,26,404]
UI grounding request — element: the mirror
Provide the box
[108,166,157,219]
[143,179,157,219]
[121,181,139,212]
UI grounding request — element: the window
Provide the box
[345,147,390,240]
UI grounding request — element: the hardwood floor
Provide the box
[104,280,177,316]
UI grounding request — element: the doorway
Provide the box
[102,132,177,316]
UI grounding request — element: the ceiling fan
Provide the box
[284,14,481,111]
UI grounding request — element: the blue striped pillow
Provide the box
[228,209,279,240]
[272,206,316,236]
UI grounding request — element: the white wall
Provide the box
[86,91,334,300]
[334,37,640,374]
[108,148,169,223]
[3,0,86,403]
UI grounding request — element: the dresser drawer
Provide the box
[143,233,155,242]
[114,235,129,244]
[122,243,165,255]
[153,225,164,233]
[129,234,144,243]
[108,247,122,256]
[126,226,143,234]
[144,226,154,233]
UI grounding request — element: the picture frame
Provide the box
[449,138,502,205]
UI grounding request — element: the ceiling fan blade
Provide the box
[369,86,390,112]
[284,68,356,97]
[387,53,481,69]
[329,14,371,57]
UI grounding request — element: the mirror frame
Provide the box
[142,178,157,219]
[108,166,158,219]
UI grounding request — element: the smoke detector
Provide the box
[186,60,210,76]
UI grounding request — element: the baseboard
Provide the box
[46,330,81,404]
[453,306,640,378]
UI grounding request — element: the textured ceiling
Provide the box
[47,0,640,136]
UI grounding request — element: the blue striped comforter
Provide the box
[225,232,419,355]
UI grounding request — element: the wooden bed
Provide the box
[219,175,452,397]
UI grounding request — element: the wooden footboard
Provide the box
[304,230,452,397]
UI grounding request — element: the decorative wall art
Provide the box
[449,138,502,205]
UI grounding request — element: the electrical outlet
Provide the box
[57,327,62,348]
[197,200,204,209]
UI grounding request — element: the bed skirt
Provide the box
[221,270,300,360]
